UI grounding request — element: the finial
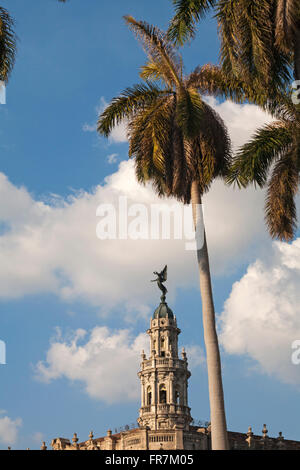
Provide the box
[41,441,47,450]
[141,350,146,360]
[7,446,11,450]
[89,431,94,440]
[181,347,187,360]
[151,266,168,301]
[107,429,112,437]
[262,424,268,438]
[246,426,254,448]
[277,432,285,449]
[72,433,79,444]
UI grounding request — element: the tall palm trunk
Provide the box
[191,180,229,450]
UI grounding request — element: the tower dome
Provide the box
[153,297,174,319]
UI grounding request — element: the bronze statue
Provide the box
[151,265,168,299]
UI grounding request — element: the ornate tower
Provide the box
[138,274,192,431]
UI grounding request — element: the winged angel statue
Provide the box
[151,265,168,299]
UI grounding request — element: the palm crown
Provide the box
[98,16,231,204]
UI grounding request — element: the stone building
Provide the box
[50,295,300,451]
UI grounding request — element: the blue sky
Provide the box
[0,0,300,450]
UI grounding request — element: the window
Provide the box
[175,390,180,405]
[159,384,167,404]
[147,386,152,405]
[160,337,165,357]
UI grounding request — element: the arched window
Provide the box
[160,337,165,357]
[175,389,180,405]
[147,386,152,405]
[159,384,167,404]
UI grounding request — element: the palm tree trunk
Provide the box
[294,28,300,82]
[191,180,229,450]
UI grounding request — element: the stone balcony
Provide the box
[140,404,191,416]
[141,357,187,370]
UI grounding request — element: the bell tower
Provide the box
[138,278,192,431]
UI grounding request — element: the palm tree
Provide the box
[228,96,300,242]
[0,7,16,82]
[168,0,299,85]
[98,16,231,450]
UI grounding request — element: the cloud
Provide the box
[35,327,205,403]
[0,415,22,445]
[83,97,128,143]
[35,327,148,403]
[185,345,206,369]
[0,99,276,314]
[107,153,118,164]
[0,161,268,314]
[219,238,300,386]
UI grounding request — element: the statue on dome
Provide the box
[151,265,168,299]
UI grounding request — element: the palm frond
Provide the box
[228,122,294,188]
[140,61,165,82]
[129,95,174,183]
[175,87,204,140]
[187,64,252,103]
[97,82,168,137]
[265,150,299,241]
[124,15,181,88]
[198,101,232,177]
[0,7,16,82]
[171,120,192,203]
[167,0,217,45]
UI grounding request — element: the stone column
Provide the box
[169,373,174,404]
[175,429,184,450]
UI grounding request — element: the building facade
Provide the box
[50,295,300,451]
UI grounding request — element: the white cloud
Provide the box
[35,327,148,403]
[35,327,205,403]
[107,153,118,164]
[219,238,300,386]
[0,99,276,315]
[0,160,268,314]
[0,415,22,445]
[83,96,128,143]
[185,345,206,369]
